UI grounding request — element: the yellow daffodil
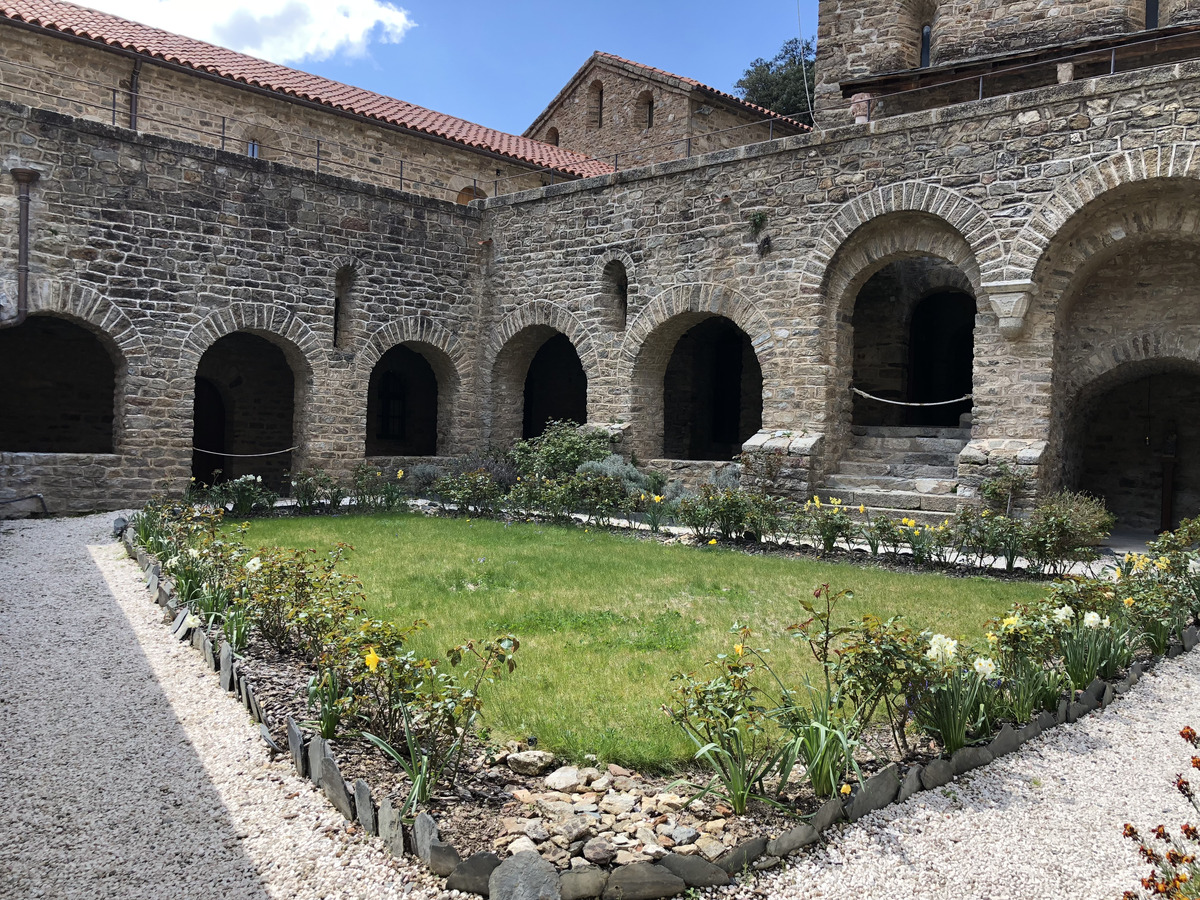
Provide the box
[859,504,866,514]
[708,538,718,545]
[653,495,663,503]
[396,468,405,480]
[1124,596,1135,607]
[733,643,744,657]
[364,648,381,672]
[1002,616,1019,628]
[986,632,998,644]
[840,784,852,796]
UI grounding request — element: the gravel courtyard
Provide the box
[1,512,1196,900]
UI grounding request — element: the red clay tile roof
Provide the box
[593,52,809,129]
[0,0,613,179]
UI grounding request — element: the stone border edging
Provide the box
[121,527,1200,900]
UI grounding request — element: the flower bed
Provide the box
[123,498,1200,900]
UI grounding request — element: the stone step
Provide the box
[842,449,963,467]
[825,488,961,514]
[826,473,959,494]
[837,461,959,479]
[851,425,972,441]
[850,435,970,454]
[856,507,959,527]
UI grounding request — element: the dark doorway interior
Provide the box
[907,291,975,426]
[522,333,587,439]
[0,315,115,453]
[663,317,763,460]
[191,377,227,486]
[366,345,439,456]
[192,332,295,490]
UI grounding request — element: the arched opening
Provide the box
[587,80,605,130]
[333,265,354,349]
[920,24,933,68]
[851,257,975,428]
[545,127,560,146]
[908,291,975,426]
[662,317,763,461]
[456,185,487,205]
[191,332,297,490]
[0,315,116,453]
[638,90,654,129]
[1067,361,1200,531]
[523,333,587,439]
[366,344,440,456]
[602,259,629,329]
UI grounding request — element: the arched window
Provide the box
[920,23,933,68]
[638,90,654,129]
[602,259,629,329]
[545,126,560,146]
[587,81,605,130]
[1146,0,1160,28]
[333,265,354,349]
[455,185,487,205]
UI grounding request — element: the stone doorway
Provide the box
[851,258,975,427]
[1067,362,1200,531]
[366,345,440,456]
[0,315,116,453]
[522,333,587,439]
[662,316,762,461]
[191,332,297,490]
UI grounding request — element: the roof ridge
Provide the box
[1,0,614,178]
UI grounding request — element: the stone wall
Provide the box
[0,99,485,513]
[0,25,553,204]
[813,0,1183,122]
[527,59,784,169]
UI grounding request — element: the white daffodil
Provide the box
[1083,611,1101,629]
[973,657,997,678]
[925,633,958,665]
[245,556,263,574]
[1053,605,1074,624]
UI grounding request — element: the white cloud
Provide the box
[89,0,415,65]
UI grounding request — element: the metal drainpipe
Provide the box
[129,60,142,130]
[2,168,40,330]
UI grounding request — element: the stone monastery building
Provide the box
[2,0,1199,530]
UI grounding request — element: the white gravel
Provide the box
[2,512,1196,900]
[0,513,438,900]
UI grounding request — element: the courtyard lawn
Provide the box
[243,513,1045,770]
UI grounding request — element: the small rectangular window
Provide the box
[1146,0,1160,29]
[246,139,260,159]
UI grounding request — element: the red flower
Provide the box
[1182,725,1199,747]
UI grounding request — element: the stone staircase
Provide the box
[820,426,972,524]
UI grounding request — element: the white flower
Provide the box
[1101,616,1111,629]
[1053,605,1074,624]
[1083,611,1101,629]
[925,634,958,665]
[245,556,262,574]
[183,613,201,630]
[186,547,201,559]
[973,657,997,678]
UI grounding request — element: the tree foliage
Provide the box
[735,37,816,125]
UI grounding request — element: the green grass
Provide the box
[243,513,1046,770]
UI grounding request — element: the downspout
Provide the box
[2,168,40,330]
[129,60,142,130]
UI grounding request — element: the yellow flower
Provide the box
[640,493,646,501]
[859,504,865,515]
[1154,556,1170,571]
[376,471,382,477]
[813,497,822,509]
[1002,616,1019,628]
[986,632,998,644]
[1123,596,1135,607]
[396,468,404,480]
[708,538,718,545]
[733,643,744,657]
[653,495,663,504]
[364,648,381,672]
[840,784,852,796]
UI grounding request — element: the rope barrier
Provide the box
[853,388,973,408]
[192,446,297,458]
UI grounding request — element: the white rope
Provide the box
[853,388,973,408]
[192,446,297,458]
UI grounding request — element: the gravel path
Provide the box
[0,513,436,900]
[1,513,1196,900]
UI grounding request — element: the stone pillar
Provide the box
[740,431,825,500]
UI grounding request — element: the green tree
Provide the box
[735,37,816,125]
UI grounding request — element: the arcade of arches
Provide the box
[366,344,440,457]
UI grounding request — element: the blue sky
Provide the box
[98,0,821,136]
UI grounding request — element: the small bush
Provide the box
[510,421,611,481]
[1027,491,1116,575]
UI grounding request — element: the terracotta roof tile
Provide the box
[1,0,613,178]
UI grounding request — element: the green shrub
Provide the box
[212,474,279,518]
[434,469,504,517]
[1027,490,1116,575]
[510,421,611,480]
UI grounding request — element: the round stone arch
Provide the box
[801,182,1003,295]
[24,282,150,453]
[1009,144,1200,282]
[597,248,636,330]
[621,282,776,462]
[486,301,600,447]
[816,210,986,439]
[358,318,467,456]
[180,302,322,470]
